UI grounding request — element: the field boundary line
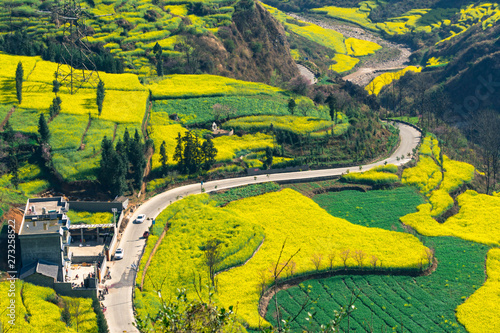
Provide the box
[139,222,169,291]
[78,116,92,150]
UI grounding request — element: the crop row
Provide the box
[152,95,291,126]
[267,236,488,332]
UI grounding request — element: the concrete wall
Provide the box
[53,282,97,300]
[71,255,103,264]
[69,201,127,213]
[19,234,62,267]
[24,273,55,289]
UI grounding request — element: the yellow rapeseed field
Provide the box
[402,190,500,246]
[329,54,360,73]
[261,3,347,54]
[150,123,188,169]
[365,66,422,95]
[216,189,430,328]
[147,74,284,99]
[441,155,475,192]
[213,133,274,162]
[345,37,382,56]
[402,155,442,194]
[0,280,97,333]
[456,248,500,332]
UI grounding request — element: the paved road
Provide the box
[103,121,421,333]
[297,64,317,85]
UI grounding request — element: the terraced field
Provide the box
[266,237,488,332]
[265,186,489,332]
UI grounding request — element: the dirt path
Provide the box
[288,13,412,86]
[0,106,15,131]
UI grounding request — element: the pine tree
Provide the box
[264,147,273,169]
[38,113,50,143]
[96,80,105,116]
[52,77,60,96]
[202,137,217,170]
[193,135,203,170]
[112,150,127,196]
[49,96,62,119]
[173,132,184,171]
[287,98,296,115]
[326,94,337,124]
[182,131,197,174]
[128,130,146,188]
[159,140,168,175]
[15,62,23,104]
[153,42,163,77]
[98,136,114,191]
[134,129,141,143]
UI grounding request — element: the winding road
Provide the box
[103,121,421,333]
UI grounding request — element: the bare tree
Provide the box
[203,238,222,289]
[328,251,336,270]
[68,299,83,332]
[339,249,351,268]
[425,247,435,269]
[212,103,235,123]
[471,109,500,194]
[271,240,300,332]
[353,250,366,267]
[310,253,323,271]
[370,255,378,268]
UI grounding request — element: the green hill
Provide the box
[0,0,299,84]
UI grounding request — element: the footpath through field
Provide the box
[103,121,421,333]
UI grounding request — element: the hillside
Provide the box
[2,1,500,332]
[0,0,299,84]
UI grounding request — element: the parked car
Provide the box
[115,248,124,260]
[135,214,146,224]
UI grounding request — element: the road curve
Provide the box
[103,121,421,333]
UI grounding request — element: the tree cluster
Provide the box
[98,129,148,196]
[173,131,217,174]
